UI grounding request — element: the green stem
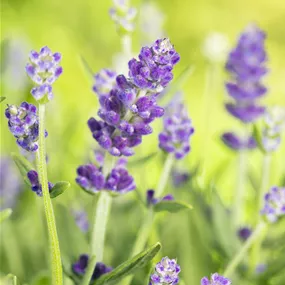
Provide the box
[81,255,96,285]
[90,191,112,261]
[156,154,174,197]
[233,146,247,228]
[37,104,62,285]
[121,35,132,58]
[250,153,271,271]
[122,155,174,285]
[223,221,267,277]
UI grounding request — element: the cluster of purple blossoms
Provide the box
[72,254,112,280]
[27,170,53,196]
[159,102,194,159]
[150,257,180,285]
[261,106,285,152]
[261,186,285,223]
[201,273,231,285]
[146,189,174,206]
[222,132,256,151]
[5,102,47,152]
[0,157,22,210]
[26,46,63,101]
[76,158,135,194]
[109,0,137,33]
[93,69,117,97]
[89,38,180,157]
[225,24,268,123]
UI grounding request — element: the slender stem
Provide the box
[37,104,62,285]
[223,221,267,277]
[156,154,174,197]
[121,35,132,58]
[90,191,112,261]
[250,153,271,271]
[123,155,174,285]
[233,144,247,228]
[81,255,96,285]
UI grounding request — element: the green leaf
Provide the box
[253,124,266,154]
[94,242,161,285]
[11,152,35,185]
[0,96,6,103]
[0,208,12,223]
[50,181,70,198]
[160,65,195,105]
[129,152,157,167]
[153,200,193,213]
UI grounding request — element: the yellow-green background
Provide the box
[1,0,285,284]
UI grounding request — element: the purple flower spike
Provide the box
[26,46,62,101]
[76,159,135,195]
[261,186,285,223]
[222,132,257,150]
[150,257,180,285]
[225,24,268,123]
[201,273,231,285]
[89,38,179,157]
[27,170,53,196]
[159,101,194,160]
[5,102,47,152]
[72,254,112,280]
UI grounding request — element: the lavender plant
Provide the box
[223,24,268,227]
[4,46,65,285]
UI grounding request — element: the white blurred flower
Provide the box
[202,32,230,63]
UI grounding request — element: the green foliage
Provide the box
[94,242,161,285]
[0,208,12,223]
[153,200,193,213]
[50,181,70,198]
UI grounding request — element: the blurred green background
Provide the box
[1,0,285,284]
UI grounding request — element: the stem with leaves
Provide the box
[223,221,267,277]
[122,154,174,285]
[37,104,62,285]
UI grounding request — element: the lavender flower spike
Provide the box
[222,132,256,150]
[72,254,112,280]
[261,186,285,223]
[159,101,194,159]
[26,46,63,101]
[76,159,135,195]
[89,38,180,156]
[5,102,47,152]
[150,257,180,285]
[109,0,137,33]
[201,273,231,285]
[225,24,268,123]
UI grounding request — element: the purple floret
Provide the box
[26,46,62,101]
[150,257,181,285]
[27,170,53,196]
[201,273,231,285]
[222,132,257,150]
[5,102,47,152]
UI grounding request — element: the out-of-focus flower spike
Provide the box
[201,273,231,285]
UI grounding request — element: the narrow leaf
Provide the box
[154,200,193,213]
[94,242,161,285]
[0,96,6,103]
[11,152,35,185]
[0,208,12,223]
[50,181,70,198]
[79,55,94,78]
